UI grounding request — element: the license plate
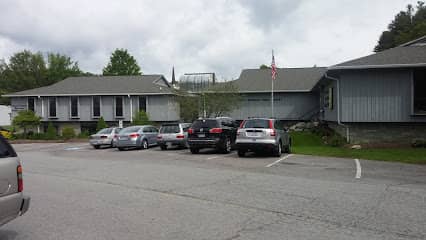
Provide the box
[247,132,261,137]
[120,137,129,140]
[198,134,205,138]
[252,138,257,142]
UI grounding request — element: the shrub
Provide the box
[329,134,345,147]
[46,122,57,139]
[411,138,426,148]
[62,126,76,140]
[96,117,108,132]
[132,111,151,125]
[78,130,91,139]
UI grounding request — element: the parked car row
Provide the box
[90,117,291,157]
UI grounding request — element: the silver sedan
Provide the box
[116,125,159,151]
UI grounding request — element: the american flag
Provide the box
[271,51,277,80]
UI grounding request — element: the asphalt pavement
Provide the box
[1,143,425,240]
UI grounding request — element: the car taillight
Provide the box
[270,129,276,136]
[209,128,223,134]
[188,128,194,134]
[157,135,163,139]
[100,135,108,139]
[239,120,245,128]
[114,135,118,139]
[268,120,276,136]
[176,134,185,139]
[129,133,140,138]
[237,129,243,136]
[17,165,23,192]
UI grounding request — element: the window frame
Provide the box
[139,96,147,112]
[114,96,125,118]
[92,96,102,118]
[27,97,36,113]
[412,69,426,115]
[48,97,57,118]
[69,96,80,119]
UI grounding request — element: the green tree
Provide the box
[103,49,142,76]
[375,2,426,52]
[259,64,271,69]
[0,50,48,93]
[12,110,41,135]
[174,82,242,120]
[96,117,108,132]
[132,110,151,125]
[47,53,82,85]
[46,122,57,139]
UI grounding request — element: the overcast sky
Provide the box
[0,0,418,80]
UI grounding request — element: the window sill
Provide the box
[115,116,125,119]
[48,117,58,119]
[411,113,426,116]
[70,117,80,119]
[92,116,101,119]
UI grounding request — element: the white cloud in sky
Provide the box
[0,0,419,80]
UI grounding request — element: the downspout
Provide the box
[128,95,133,123]
[324,72,350,143]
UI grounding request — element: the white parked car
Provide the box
[89,127,122,149]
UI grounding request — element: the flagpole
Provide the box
[271,50,275,119]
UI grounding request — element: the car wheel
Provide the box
[273,141,282,157]
[160,145,167,150]
[142,139,148,150]
[190,148,199,154]
[118,147,125,151]
[238,149,246,157]
[94,145,100,149]
[221,138,231,154]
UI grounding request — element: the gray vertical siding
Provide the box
[10,94,179,123]
[229,92,319,120]
[147,95,179,121]
[319,80,338,122]
[340,69,415,122]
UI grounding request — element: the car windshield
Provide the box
[97,128,112,134]
[160,125,180,133]
[191,119,219,129]
[120,127,141,134]
[243,119,270,129]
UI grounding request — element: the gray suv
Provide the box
[236,118,291,157]
[158,123,191,150]
[0,136,30,226]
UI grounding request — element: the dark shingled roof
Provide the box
[233,67,327,92]
[330,45,426,70]
[4,75,172,97]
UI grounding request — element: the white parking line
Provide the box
[265,154,293,168]
[354,159,362,179]
[207,156,220,160]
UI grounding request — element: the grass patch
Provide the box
[291,132,426,164]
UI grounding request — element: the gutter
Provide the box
[324,72,350,143]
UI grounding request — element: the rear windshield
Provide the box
[243,119,270,129]
[191,119,219,129]
[97,128,112,134]
[0,136,17,158]
[121,127,141,133]
[160,125,180,133]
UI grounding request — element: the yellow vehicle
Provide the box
[0,128,12,139]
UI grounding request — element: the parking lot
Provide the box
[1,143,426,240]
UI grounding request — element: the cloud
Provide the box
[0,0,419,80]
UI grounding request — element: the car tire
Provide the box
[238,149,246,157]
[94,145,100,149]
[118,147,125,151]
[273,141,282,157]
[160,145,167,150]
[190,148,199,154]
[142,139,148,150]
[221,138,231,154]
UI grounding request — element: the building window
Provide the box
[139,96,146,112]
[115,96,124,117]
[27,97,35,112]
[92,96,101,118]
[414,69,426,114]
[324,87,333,110]
[70,96,79,118]
[48,97,57,118]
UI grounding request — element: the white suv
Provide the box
[0,136,30,226]
[236,118,291,157]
